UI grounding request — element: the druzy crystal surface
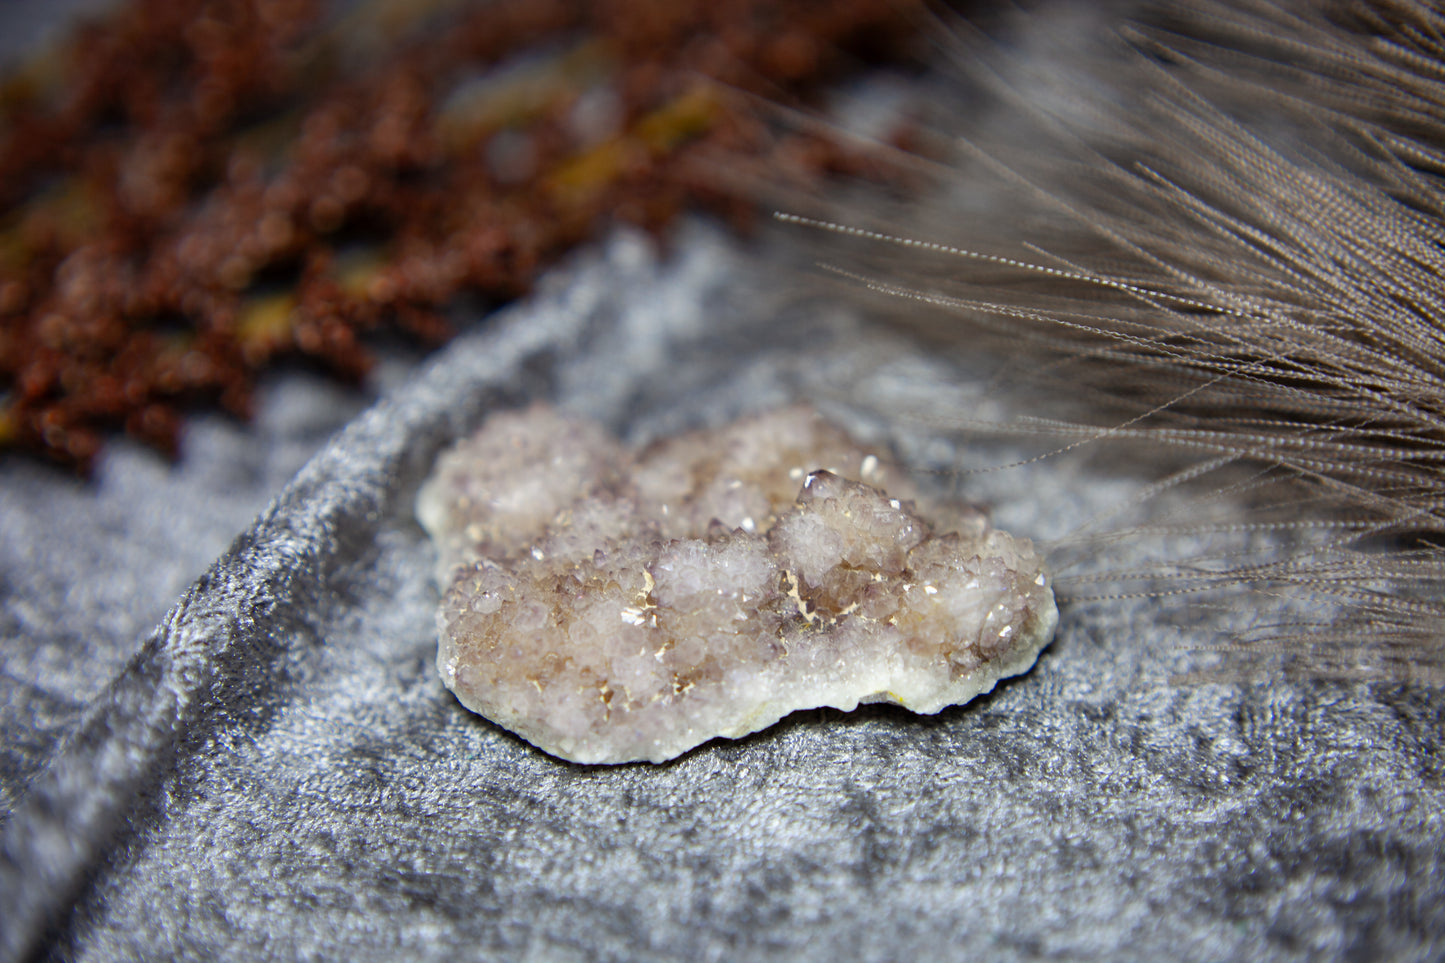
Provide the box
[417,405,1057,763]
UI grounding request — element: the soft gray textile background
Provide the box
[0,369,371,816]
[0,0,114,68]
[0,222,1440,962]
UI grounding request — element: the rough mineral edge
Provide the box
[417,404,1058,764]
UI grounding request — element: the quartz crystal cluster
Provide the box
[417,405,1057,763]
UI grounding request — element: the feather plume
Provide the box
[780,0,1445,682]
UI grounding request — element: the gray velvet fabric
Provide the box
[0,0,114,67]
[0,223,1441,962]
[0,370,372,816]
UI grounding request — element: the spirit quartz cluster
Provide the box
[417,405,1057,763]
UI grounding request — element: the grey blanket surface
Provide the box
[0,224,1441,962]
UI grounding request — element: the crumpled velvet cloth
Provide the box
[1,224,1441,962]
